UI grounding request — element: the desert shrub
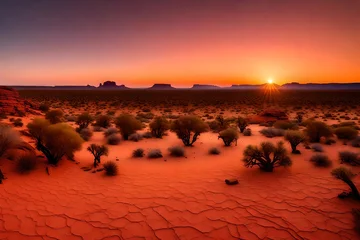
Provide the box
[311,143,323,152]
[305,121,332,142]
[106,134,121,145]
[149,116,170,138]
[352,136,360,148]
[236,117,248,133]
[243,141,291,172]
[129,133,143,142]
[0,124,21,158]
[94,115,111,128]
[339,151,359,166]
[284,130,305,154]
[104,127,118,137]
[273,120,298,130]
[218,128,239,146]
[93,126,104,132]
[325,138,336,145]
[114,114,142,140]
[132,148,144,158]
[79,128,93,141]
[16,153,37,173]
[331,167,359,200]
[260,128,285,138]
[87,144,109,167]
[334,127,358,141]
[13,118,23,127]
[27,119,83,165]
[243,128,252,136]
[45,109,64,124]
[147,149,163,158]
[103,161,118,176]
[76,112,93,131]
[142,131,153,138]
[65,115,76,122]
[310,154,332,167]
[39,103,49,112]
[208,120,222,132]
[208,147,220,155]
[170,115,208,146]
[168,146,185,157]
[215,115,230,131]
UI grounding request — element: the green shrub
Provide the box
[149,116,170,138]
[170,115,208,146]
[218,128,239,146]
[274,120,298,130]
[284,130,305,154]
[305,121,332,142]
[114,114,142,140]
[45,109,64,124]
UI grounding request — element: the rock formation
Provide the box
[0,86,37,116]
[149,84,174,90]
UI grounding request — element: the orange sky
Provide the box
[1,0,360,87]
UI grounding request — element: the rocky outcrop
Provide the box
[192,84,220,89]
[149,84,174,90]
[98,81,128,89]
[0,86,37,116]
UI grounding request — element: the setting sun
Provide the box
[267,78,273,84]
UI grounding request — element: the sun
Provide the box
[267,78,273,84]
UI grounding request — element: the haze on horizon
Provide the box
[1,0,360,87]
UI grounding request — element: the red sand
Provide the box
[0,125,359,239]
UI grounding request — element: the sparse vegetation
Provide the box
[132,148,144,158]
[87,144,109,167]
[208,147,220,155]
[310,154,332,167]
[0,124,21,158]
[76,112,93,131]
[260,128,285,138]
[168,146,185,157]
[147,149,163,158]
[218,128,238,146]
[114,114,142,140]
[243,141,292,172]
[94,115,111,128]
[305,121,332,142]
[331,167,359,200]
[171,115,208,146]
[334,126,358,142]
[149,116,170,138]
[45,109,64,124]
[236,117,248,133]
[284,130,305,154]
[339,151,359,166]
[103,161,118,176]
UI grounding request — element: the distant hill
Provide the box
[98,81,128,89]
[281,82,360,90]
[191,84,220,89]
[148,84,175,90]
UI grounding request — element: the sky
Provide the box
[1,0,360,87]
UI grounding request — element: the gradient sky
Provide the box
[1,0,360,87]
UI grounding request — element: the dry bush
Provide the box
[76,112,93,131]
[0,124,21,158]
[79,128,93,141]
[171,115,208,146]
[16,153,37,173]
[94,115,111,128]
[129,133,143,142]
[339,151,359,166]
[331,167,359,200]
[208,147,220,155]
[243,128,252,136]
[87,144,108,167]
[284,130,305,154]
[334,127,358,141]
[39,103,49,112]
[45,109,64,124]
[13,118,23,127]
[104,127,118,137]
[260,128,285,138]
[305,121,332,142]
[132,148,144,158]
[168,146,185,157]
[147,149,163,158]
[311,143,323,152]
[27,119,83,165]
[236,117,248,133]
[218,128,238,146]
[103,161,118,176]
[149,116,170,138]
[114,114,142,140]
[310,154,332,167]
[106,134,121,145]
[274,120,298,130]
[352,136,360,148]
[243,141,292,172]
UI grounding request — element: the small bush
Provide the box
[94,115,111,128]
[260,128,285,138]
[306,121,332,142]
[243,128,252,136]
[45,109,64,124]
[13,118,23,127]
[16,153,37,173]
[147,149,163,158]
[218,128,239,146]
[331,167,360,200]
[104,127,118,137]
[149,116,170,138]
[114,114,142,140]
[311,143,324,152]
[171,115,208,146]
[132,148,144,158]
[79,128,93,141]
[93,126,104,132]
[208,147,220,155]
[273,120,298,130]
[334,127,358,141]
[76,112,93,130]
[168,146,185,157]
[339,151,359,165]
[0,124,22,158]
[129,133,143,142]
[237,117,248,133]
[106,134,121,145]
[39,103,49,112]
[103,161,118,176]
[284,130,305,154]
[310,154,332,167]
[325,138,336,145]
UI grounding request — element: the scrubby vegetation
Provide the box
[128,133,143,142]
[0,124,21,158]
[168,146,185,157]
[218,128,238,146]
[79,128,93,141]
[106,134,121,145]
[305,121,332,142]
[273,120,298,130]
[76,112,93,131]
[147,149,163,158]
[310,154,332,167]
[284,130,305,154]
[171,115,208,146]
[45,109,64,124]
[311,143,324,152]
[114,114,142,140]
[243,128,252,136]
[334,127,358,142]
[352,136,360,148]
[103,161,118,176]
[27,118,83,165]
[260,128,285,138]
[243,141,292,172]
[331,167,359,200]
[339,151,359,166]
[87,144,109,167]
[149,116,170,138]
[208,147,220,155]
[94,115,111,128]
[236,117,248,133]
[16,153,37,173]
[104,127,118,137]
[132,148,144,158]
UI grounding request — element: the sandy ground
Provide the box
[1,121,360,240]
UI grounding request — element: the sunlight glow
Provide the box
[267,78,273,84]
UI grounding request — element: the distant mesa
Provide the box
[0,86,38,116]
[280,82,360,90]
[191,84,220,89]
[148,84,175,90]
[98,81,128,89]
